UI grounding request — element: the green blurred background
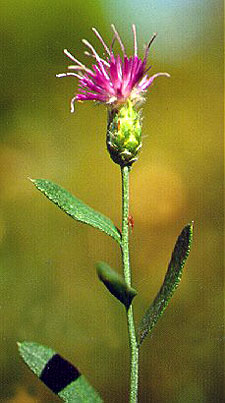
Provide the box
[0,0,223,402]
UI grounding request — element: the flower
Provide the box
[56,24,170,112]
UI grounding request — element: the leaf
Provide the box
[31,179,121,245]
[18,341,103,402]
[137,222,193,346]
[96,262,137,308]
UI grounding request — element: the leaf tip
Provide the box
[17,340,25,351]
[17,341,21,349]
[188,220,194,230]
[17,341,29,356]
[185,221,194,245]
[17,341,27,360]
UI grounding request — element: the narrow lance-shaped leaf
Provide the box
[31,179,121,245]
[96,261,137,308]
[18,341,103,402]
[137,222,193,346]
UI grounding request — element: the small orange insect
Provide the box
[128,215,134,232]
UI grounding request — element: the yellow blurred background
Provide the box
[1,0,223,401]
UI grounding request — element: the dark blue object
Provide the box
[40,353,81,393]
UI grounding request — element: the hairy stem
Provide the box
[121,166,139,403]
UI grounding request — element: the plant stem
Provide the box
[121,166,139,403]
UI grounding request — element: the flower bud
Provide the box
[106,101,142,167]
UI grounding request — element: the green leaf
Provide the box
[31,179,121,245]
[96,261,137,308]
[137,222,193,346]
[18,341,103,402]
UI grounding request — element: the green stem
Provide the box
[121,166,139,403]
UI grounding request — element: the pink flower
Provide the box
[56,25,170,113]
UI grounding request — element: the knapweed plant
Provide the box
[18,25,193,402]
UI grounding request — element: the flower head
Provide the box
[56,24,170,112]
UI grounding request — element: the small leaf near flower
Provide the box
[31,178,121,245]
[18,341,103,402]
[137,222,194,346]
[96,261,137,308]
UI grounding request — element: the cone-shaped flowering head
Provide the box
[107,100,142,166]
[56,24,170,112]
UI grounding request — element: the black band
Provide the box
[40,354,81,393]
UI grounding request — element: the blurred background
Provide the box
[0,0,223,402]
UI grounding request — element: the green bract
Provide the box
[107,101,142,167]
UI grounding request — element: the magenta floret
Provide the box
[56,24,170,112]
